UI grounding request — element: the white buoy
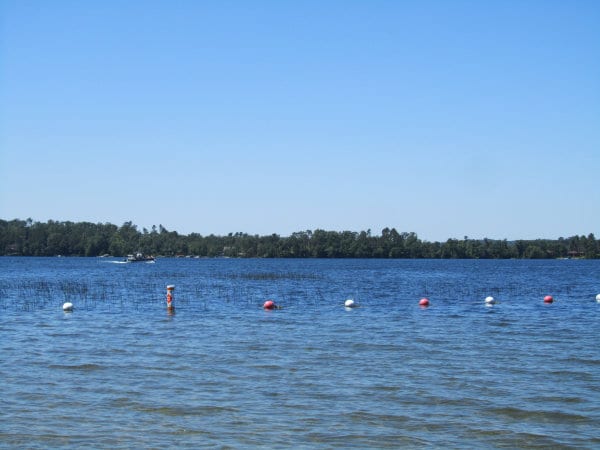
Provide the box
[166,285,175,310]
[344,299,356,308]
[596,294,600,303]
[62,302,74,312]
[485,296,496,305]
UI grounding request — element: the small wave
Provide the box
[470,429,573,448]
[138,405,239,417]
[344,411,411,426]
[560,357,600,366]
[548,370,595,382]
[48,363,103,371]
[369,384,401,393]
[168,428,212,436]
[488,406,591,424]
[523,395,585,404]
[251,364,284,370]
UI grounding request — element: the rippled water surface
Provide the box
[1,257,599,448]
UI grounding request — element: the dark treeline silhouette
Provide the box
[1,218,598,259]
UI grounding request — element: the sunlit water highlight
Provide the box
[1,257,599,448]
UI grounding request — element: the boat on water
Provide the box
[125,252,155,263]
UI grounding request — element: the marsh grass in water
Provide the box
[0,279,175,311]
[0,276,289,312]
[223,272,322,281]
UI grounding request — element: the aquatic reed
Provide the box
[223,272,322,281]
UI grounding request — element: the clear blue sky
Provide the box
[1,1,598,241]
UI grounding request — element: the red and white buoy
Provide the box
[544,295,554,304]
[166,285,175,310]
[419,298,430,307]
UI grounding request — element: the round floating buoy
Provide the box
[62,302,74,312]
[596,294,600,303]
[485,296,495,305]
[419,298,430,307]
[344,299,356,308]
[263,300,276,310]
[544,295,554,304]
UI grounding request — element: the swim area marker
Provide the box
[166,285,175,311]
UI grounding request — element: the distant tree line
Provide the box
[0,218,598,259]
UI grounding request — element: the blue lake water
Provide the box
[1,257,599,448]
